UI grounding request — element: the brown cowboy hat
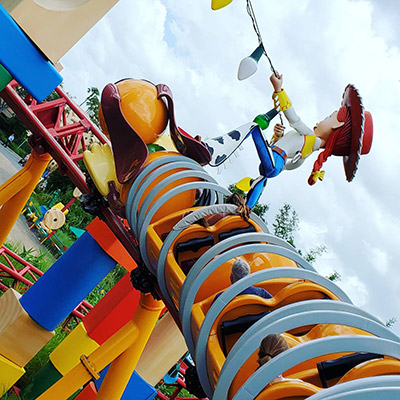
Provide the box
[342,84,373,182]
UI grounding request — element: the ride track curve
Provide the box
[124,150,400,400]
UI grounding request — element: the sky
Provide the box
[60,0,400,333]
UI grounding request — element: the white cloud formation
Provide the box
[364,242,390,275]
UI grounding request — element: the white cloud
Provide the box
[364,243,390,275]
[338,275,369,307]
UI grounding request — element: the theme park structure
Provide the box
[1,1,400,399]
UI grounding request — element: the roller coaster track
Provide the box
[124,153,400,400]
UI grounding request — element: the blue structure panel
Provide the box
[20,231,116,331]
[95,365,157,400]
[0,4,62,101]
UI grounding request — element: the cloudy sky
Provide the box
[60,0,400,333]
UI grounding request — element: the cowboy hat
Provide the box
[341,84,373,182]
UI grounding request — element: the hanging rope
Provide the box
[246,0,277,76]
[246,0,284,125]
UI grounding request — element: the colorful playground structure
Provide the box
[0,1,399,399]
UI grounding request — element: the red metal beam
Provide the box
[0,80,141,263]
[0,81,110,193]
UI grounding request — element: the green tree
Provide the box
[385,317,397,329]
[304,245,327,265]
[272,203,333,275]
[82,87,100,128]
[0,112,30,154]
[45,169,74,196]
[326,270,341,282]
[273,203,299,247]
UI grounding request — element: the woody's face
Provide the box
[314,111,344,142]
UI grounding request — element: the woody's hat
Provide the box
[342,84,373,182]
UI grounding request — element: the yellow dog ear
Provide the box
[236,177,252,192]
[211,0,233,10]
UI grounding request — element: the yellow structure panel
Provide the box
[0,289,54,367]
[50,322,99,376]
[1,0,120,64]
[0,354,25,396]
[83,143,120,196]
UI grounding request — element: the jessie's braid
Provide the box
[308,106,352,186]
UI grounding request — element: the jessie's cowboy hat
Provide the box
[342,84,373,182]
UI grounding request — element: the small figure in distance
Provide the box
[213,258,272,303]
[4,133,14,147]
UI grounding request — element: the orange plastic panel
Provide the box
[338,358,400,384]
[254,379,320,400]
[86,217,137,271]
[285,324,374,376]
[228,350,260,398]
[117,79,168,145]
[287,368,323,387]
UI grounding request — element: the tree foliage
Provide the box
[83,87,101,128]
[325,270,341,282]
[0,84,68,157]
[304,245,327,265]
[385,317,397,329]
[273,203,299,247]
[272,203,337,279]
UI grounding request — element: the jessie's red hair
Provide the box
[308,106,352,185]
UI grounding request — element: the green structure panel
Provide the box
[20,360,62,400]
[0,63,12,91]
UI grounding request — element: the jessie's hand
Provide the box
[273,123,285,138]
[270,73,283,92]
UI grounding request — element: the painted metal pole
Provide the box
[36,294,163,400]
[0,150,51,246]
[96,294,164,399]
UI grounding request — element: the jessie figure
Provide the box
[246,73,373,207]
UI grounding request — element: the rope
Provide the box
[246,0,277,76]
[245,0,284,126]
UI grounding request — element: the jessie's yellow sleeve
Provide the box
[272,90,292,112]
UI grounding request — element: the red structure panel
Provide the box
[82,272,140,345]
[74,382,97,400]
